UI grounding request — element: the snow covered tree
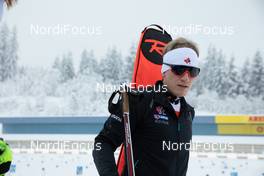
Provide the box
[192,75,205,96]
[203,46,229,98]
[79,49,98,75]
[0,24,18,81]
[225,56,241,98]
[6,27,18,79]
[0,24,9,81]
[214,50,228,98]
[248,51,264,98]
[68,89,79,115]
[100,47,123,83]
[240,58,251,98]
[203,46,219,91]
[52,56,61,70]
[60,52,75,82]
[191,57,205,96]
[121,43,136,82]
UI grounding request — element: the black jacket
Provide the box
[93,81,195,176]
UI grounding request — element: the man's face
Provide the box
[162,69,196,97]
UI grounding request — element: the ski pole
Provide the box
[121,87,135,176]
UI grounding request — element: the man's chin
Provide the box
[170,91,186,97]
[167,86,188,97]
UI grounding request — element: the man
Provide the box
[93,37,200,176]
[0,138,12,176]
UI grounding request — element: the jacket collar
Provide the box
[153,80,193,112]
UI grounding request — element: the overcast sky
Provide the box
[2,0,264,68]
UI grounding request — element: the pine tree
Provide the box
[203,46,229,98]
[122,43,136,82]
[192,57,205,96]
[226,56,240,98]
[203,46,219,91]
[52,56,61,70]
[7,27,18,79]
[60,52,75,82]
[240,58,251,98]
[192,76,204,96]
[79,49,97,75]
[0,24,18,81]
[249,51,264,98]
[0,23,10,81]
[100,47,123,83]
[214,50,228,98]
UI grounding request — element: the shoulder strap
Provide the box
[108,90,122,114]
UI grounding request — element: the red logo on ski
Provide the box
[145,39,166,56]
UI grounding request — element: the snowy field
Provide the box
[2,134,264,176]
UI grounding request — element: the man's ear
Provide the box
[162,70,170,79]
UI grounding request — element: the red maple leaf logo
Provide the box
[184,57,191,64]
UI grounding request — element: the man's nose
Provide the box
[181,71,190,81]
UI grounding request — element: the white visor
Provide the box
[161,47,199,73]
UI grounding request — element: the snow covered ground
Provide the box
[2,134,264,176]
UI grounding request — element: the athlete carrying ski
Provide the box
[93,37,200,176]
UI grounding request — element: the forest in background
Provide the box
[0,23,263,116]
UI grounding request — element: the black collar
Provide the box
[153,80,192,112]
